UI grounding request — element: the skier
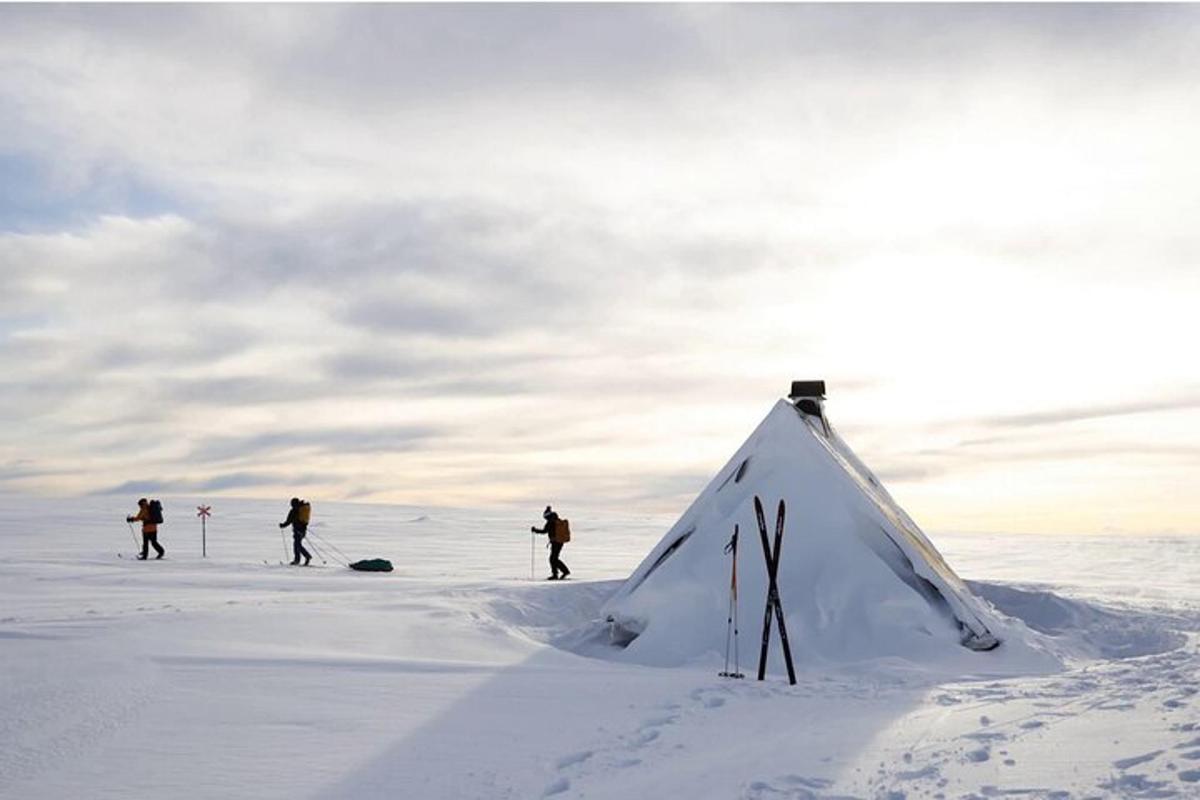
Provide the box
[279,498,312,566]
[531,505,571,580]
[126,498,165,560]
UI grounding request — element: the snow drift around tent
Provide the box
[601,392,1048,671]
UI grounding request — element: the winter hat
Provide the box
[543,505,553,518]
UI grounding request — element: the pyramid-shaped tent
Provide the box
[602,383,1003,669]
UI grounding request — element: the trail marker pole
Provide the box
[197,505,211,558]
[530,530,535,581]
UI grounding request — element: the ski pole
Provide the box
[279,526,290,563]
[733,544,742,677]
[530,530,535,581]
[720,526,744,679]
[127,521,140,548]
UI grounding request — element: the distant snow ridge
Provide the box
[600,396,1053,672]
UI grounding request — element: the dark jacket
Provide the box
[281,507,307,534]
[532,511,560,537]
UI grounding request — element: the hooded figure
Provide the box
[127,497,165,560]
[531,505,571,580]
[279,497,312,566]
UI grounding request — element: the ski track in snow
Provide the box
[3,497,1200,799]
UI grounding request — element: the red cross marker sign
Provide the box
[197,505,212,518]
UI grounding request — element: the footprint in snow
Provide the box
[779,775,832,790]
[639,714,678,730]
[895,765,938,781]
[555,750,593,770]
[1113,750,1164,770]
[1098,773,1176,796]
[742,775,832,799]
[632,729,660,747]
[964,747,991,763]
[541,777,570,797]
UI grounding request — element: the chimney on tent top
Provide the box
[788,380,826,402]
[788,379,829,434]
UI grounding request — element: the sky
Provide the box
[1,4,1198,535]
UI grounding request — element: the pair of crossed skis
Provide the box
[722,495,797,685]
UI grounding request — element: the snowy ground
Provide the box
[2,495,1199,799]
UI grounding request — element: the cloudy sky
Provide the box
[2,4,1198,534]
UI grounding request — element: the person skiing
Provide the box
[279,497,312,566]
[126,498,165,560]
[531,505,571,580]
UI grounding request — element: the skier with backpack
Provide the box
[279,498,312,566]
[531,505,571,580]
[126,498,165,560]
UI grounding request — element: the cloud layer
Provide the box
[2,5,1198,532]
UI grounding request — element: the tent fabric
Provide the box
[602,398,1002,667]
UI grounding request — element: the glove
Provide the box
[530,527,538,533]
[126,516,134,523]
[279,523,286,529]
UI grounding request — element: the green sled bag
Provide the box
[349,558,393,572]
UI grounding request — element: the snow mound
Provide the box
[488,579,1185,682]
[477,581,621,647]
[971,582,1187,661]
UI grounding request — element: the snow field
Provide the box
[1,494,1199,799]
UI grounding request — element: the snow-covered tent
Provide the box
[601,382,1004,669]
